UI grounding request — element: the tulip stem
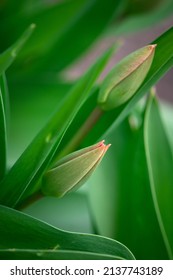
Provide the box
[57,106,104,159]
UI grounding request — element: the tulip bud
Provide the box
[98,44,156,111]
[42,141,110,198]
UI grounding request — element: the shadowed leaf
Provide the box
[144,93,173,259]
[0,205,135,260]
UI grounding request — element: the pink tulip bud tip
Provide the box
[149,44,157,50]
[99,140,111,151]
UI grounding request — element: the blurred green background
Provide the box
[0,0,173,260]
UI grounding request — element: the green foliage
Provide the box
[0,205,135,260]
[0,74,7,180]
[59,27,173,150]
[0,45,113,208]
[88,100,170,259]
[0,0,172,260]
[144,93,173,258]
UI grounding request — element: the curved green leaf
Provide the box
[0,249,126,260]
[0,73,9,121]
[0,80,6,181]
[0,24,35,75]
[0,205,135,260]
[160,102,173,155]
[0,73,10,181]
[0,47,114,208]
[144,93,173,259]
[88,112,168,259]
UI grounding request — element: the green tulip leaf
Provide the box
[0,24,35,76]
[144,93,173,259]
[160,102,173,155]
[88,111,168,259]
[0,46,114,208]
[0,77,6,181]
[0,24,35,178]
[0,205,135,260]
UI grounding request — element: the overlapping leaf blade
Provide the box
[0,205,135,260]
[0,47,114,208]
[144,94,173,259]
[88,114,168,259]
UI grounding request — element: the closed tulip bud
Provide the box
[42,141,110,198]
[98,44,156,111]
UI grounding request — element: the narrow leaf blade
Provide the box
[0,81,6,180]
[0,24,35,75]
[144,93,173,259]
[88,114,168,259]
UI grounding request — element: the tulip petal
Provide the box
[42,141,110,197]
[98,45,156,110]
